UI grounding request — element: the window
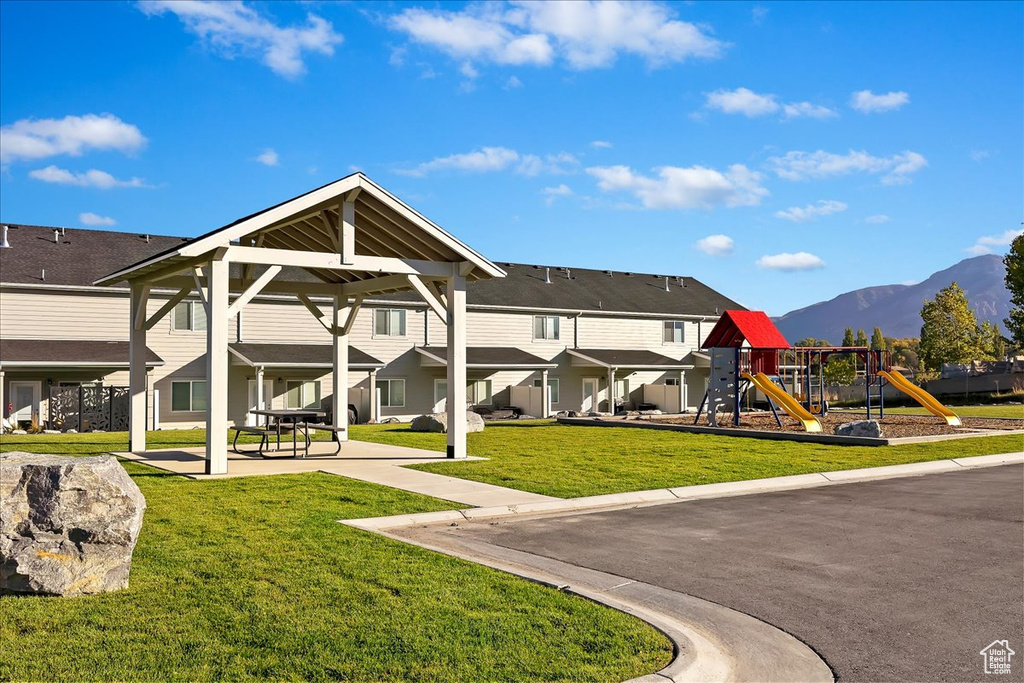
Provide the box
[533,315,560,340]
[614,378,630,403]
[286,381,321,410]
[171,380,206,412]
[374,308,407,337]
[533,377,560,404]
[467,380,492,406]
[379,379,406,408]
[665,377,681,387]
[433,379,447,407]
[663,321,685,344]
[172,301,207,332]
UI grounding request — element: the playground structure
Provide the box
[695,311,962,432]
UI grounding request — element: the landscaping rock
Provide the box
[381,417,400,424]
[11,429,27,435]
[0,452,146,597]
[834,420,884,438]
[640,409,663,415]
[409,411,485,433]
[43,430,61,435]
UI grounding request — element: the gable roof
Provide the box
[0,339,163,367]
[701,310,790,349]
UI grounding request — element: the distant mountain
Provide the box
[773,255,1011,342]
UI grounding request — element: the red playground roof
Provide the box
[701,310,790,349]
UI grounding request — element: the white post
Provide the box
[540,369,550,418]
[129,283,148,452]
[333,294,349,441]
[0,369,5,424]
[205,256,229,475]
[152,388,160,430]
[679,370,687,413]
[606,368,617,414]
[368,370,378,422]
[256,366,265,426]
[445,269,468,459]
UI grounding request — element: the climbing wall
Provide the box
[707,347,738,427]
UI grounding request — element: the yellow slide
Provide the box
[878,370,962,426]
[742,372,822,433]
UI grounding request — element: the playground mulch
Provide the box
[673,412,1024,438]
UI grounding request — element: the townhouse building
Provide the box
[0,222,739,430]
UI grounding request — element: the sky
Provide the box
[1,0,1021,315]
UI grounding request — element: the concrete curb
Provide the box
[344,452,1023,532]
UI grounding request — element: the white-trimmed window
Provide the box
[172,301,207,332]
[533,377,559,404]
[285,381,321,410]
[433,379,447,407]
[665,377,681,386]
[171,380,206,412]
[467,380,492,406]
[379,379,406,408]
[533,315,560,340]
[663,321,685,344]
[374,309,407,337]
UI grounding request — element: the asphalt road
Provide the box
[460,464,1024,682]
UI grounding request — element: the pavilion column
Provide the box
[205,255,229,475]
[445,269,467,459]
[129,283,148,452]
[540,369,550,418]
[255,366,265,426]
[607,367,616,414]
[333,295,349,441]
[368,369,378,422]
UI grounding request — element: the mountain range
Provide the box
[773,254,1012,343]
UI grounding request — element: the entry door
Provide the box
[582,378,599,413]
[10,381,41,425]
[246,380,273,426]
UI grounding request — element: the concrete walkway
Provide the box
[114,440,556,507]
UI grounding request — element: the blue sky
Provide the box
[1,0,1021,315]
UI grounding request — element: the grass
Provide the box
[350,420,1024,499]
[880,404,1024,419]
[0,432,670,682]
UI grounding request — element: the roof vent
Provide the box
[0,225,10,249]
[566,268,572,280]
[664,276,670,292]
[54,229,60,243]
[144,234,150,243]
[61,227,65,236]
[605,270,613,277]
[598,300,603,309]
[544,267,551,284]
[41,268,46,281]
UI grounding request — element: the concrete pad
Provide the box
[344,510,466,531]
[952,451,1024,468]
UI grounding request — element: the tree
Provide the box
[919,281,983,370]
[795,337,830,347]
[823,355,856,385]
[841,328,855,347]
[1004,232,1024,347]
[870,327,887,351]
[979,321,1008,360]
[855,329,869,348]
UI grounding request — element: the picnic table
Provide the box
[249,408,326,458]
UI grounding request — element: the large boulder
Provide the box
[834,420,884,438]
[409,411,485,433]
[1,452,146,596]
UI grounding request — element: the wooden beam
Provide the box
[227,265,281,319]
[224,245,454,277]
[341,199,356,265]
[192,267,209,312]
[144,285,192,331]
[407,275,448,325]
[320,209,340,252]
[341,295,364,336]
[296,292,335,335]
[426,280,448,309]
[132,283,151,331]
[337,273,416,297]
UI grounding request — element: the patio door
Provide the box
[10,381,41,427]
[582,378,599,413]
[246,379,273,426]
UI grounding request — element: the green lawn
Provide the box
[880,404,1024,419]
[351,420,1024,499]
[0,432,670,682]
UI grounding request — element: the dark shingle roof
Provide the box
[569,348,690,368]
[0,224,742,316]
[417,346,557,368]
[229,343,383,368]
[0,339,163,366]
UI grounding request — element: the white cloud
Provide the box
[138,1,342,78]
[0,113,146,165]
[756,252,826,271]
[389,1,725,72]
[970,149,992,162]
[29,165,148,189]
[541,183,573,205]
[587,163,768,209]
[850,89,909,113]
[782,101,837,119]
[255,148,279,166]
[865,214,891,224]
[752,5,769,24]
[590,140,613,149]
[504,75,523,89]
[399,146,577,177]
[966,229,1024,255]
[767,149,927,185]
[459,62,480,79]
[705,87,778,117]
[696,234,734,256]
[775,199,847,223]
[78,212,117,226]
